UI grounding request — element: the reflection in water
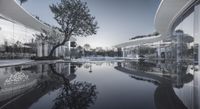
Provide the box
[154,84,187,109]
[115,61,195,109]
[49,64,98,109]
[0,61,198,109]
[0,63,97,109]
[4,72,29,86]
[52,81,97,109]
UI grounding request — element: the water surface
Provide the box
[0,61,198,109]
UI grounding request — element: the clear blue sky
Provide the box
[22,0,160,48]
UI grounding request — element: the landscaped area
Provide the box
[0,0,200,109]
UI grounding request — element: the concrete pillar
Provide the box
[37,44,41,57]
[157,43,161,59]
[176,30,183,63]
[194,4,200,109]
[122,48,127,57]
[122,48,125,57]
[44,43,48,56]
[55,46,59,57]
[194,65,200,109]
[68,63,71,75]
[37,40,43,57]
[65,41,71,59]
[194,4,200,65]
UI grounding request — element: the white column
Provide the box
[194,4,200,109]
[122,48,125,57]
[55,46,59,57]
[65,41,71,58]
[68,63,71,75]
[37,40,43,57]
[44,43,48,56]
[194,4,200,65]
[68,41,71,53]
[157,43,161,59]
[176,30,183,63]
[194,65,200,109]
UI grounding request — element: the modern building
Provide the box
[115,0,200,64]
[115,0,200,109]
[0,0,76,59]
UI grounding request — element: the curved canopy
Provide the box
[154,0,196,38]
[115,36,162,48]
[0,0,51,32]
[0,0,76,41]
[115,0,196,48]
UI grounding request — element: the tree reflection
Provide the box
[49,64,98,109]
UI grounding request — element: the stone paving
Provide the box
[0,59,34,67]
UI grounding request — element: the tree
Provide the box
[19,0,28,5]
[49,0,98,57]
[83,44,91,51]
[77,45,83,51]
[70,41,77,48]
[83,44,91,56]
[36,29,63,46]
[36,29,64,57]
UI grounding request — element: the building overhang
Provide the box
[154,0,197,38]
[115,35,162,48]
[115,0,197,48]
[0,0,76,41]
[0,0,52,32]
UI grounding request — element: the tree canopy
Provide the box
[83,44,91,51]
[36,29,63,45]
[48,0,98,57]
[19,0,28,5]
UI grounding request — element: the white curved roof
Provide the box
[0,0,76,41]
[115,35,162,48]
[115,0,196,48]
[0,0,51,32]
[155,0,196,38]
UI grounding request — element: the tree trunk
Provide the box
[48,36,69,58]
[48,43,63,57]
[49,64,71,88]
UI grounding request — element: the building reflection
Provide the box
[0,62,97,109]
[0,65,39,103]
[115,61,198,109]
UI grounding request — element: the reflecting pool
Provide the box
[0,61,199,109]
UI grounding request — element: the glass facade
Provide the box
[172,3,200,109]
[174,10,195,62]
[0,16,39,59]
[173,2,200,64]
[0,16,71,59]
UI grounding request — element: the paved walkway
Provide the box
[0,59,34,67]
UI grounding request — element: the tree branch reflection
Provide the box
[49,64,98,109]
